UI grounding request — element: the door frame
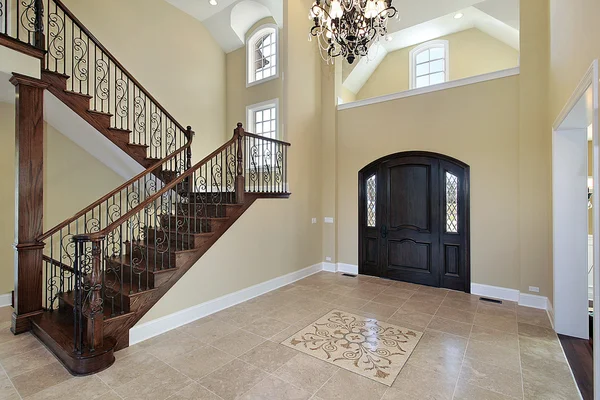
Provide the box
[358,151,471,292]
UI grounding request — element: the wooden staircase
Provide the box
[0,0,291,375]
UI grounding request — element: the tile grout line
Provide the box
[94,373,126,400]
[450,301,476,399]
[0,361,23,400]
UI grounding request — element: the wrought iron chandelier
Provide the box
[309,0,397,64]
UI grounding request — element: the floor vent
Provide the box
[479,297,503,304]
[342,273,357,277]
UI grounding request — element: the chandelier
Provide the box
[309,0,397,64]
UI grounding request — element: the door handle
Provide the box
[381,225,388,239]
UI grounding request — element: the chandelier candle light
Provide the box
[309,0,398,64]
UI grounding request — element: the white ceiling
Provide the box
[343,0,519,94]
[165,0,282,53]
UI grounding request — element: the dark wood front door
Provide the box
[359,152,470,292]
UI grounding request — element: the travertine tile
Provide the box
[459,358,523,399]
[380,286,415,299]
[469,325,519,349]
[112,362,192,400]
[0,333,42,361]
[517,322,557,341]
[146,332,204,363]
[521,357,580,400]
[241,317,290,340]
[267,306,316,325]
[98,351,162,387]
[1,346,57,378]
[315,370,388,400]
[177,318,238,343]
[416,286,449,297]
[211,329,265,357]
[274,353,339,393]
[359,301,398,319]
[435,306,475,324]
[168,345,234,380]
[282,310,422,385]
[473,313,518,333]
[199,359,267,400]
[477,303,517,318]
[387,364,457,399]
[399,299,440,315]
[454,379,516,400]
[465,340,521,372]
[0,322,17,346]
[516,306,552,328]
[0,309,12,324]
[237,375,311,400]
[168,383,222,400]
[329,296,369,310]
[10,361,72,398]
[387,309,433,331]
[26,375,111,400]
[427,316,472,338]
[371,293,407,308]
[239,340,298,373]
[440,297,479,312]
[0,374,20,400]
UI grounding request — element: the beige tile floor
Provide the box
[0,272,582,400]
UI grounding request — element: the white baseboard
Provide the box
[322,262,336,272]
[471,283,520,302]
[336,263,358,275]
[471,282,549,310]
[0,293,11,308]
[129,262,323,345]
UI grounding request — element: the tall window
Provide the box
[247,25,278,86]
[409,40,449,89]
[246,99,279,168]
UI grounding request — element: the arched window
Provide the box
[247,25,278,86]
[409,40,449,89]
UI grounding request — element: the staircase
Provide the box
[1,0,290,375]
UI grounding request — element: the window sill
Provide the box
[246,73,280,88]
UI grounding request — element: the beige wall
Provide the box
[226,18,283,136]
[337,77,521,289]
[356,28,519,101]
[0,102,125,296]
[139,0,323,324]
[62,0,227,160]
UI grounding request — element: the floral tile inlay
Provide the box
[281,309,423,385]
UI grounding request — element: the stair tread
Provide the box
[127,240,199,254]
[87,109,113,117]
[147,227,214,237]
[59,291,119,320]
[64,89,92,99]
[108,127,131,134]
[127,143,148,148]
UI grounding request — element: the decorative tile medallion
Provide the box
[281,309,423,385]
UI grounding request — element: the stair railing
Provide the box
[60,124,289,353]
[38,135,192,313]
[0,0,45,49]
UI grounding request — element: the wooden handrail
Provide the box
[87,133,242,241]
[51,0,190,138]
[43,255,74,273]
[244,132,291,147]
[37,137,193,242]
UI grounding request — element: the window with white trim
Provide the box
[246,99,279,168]
[409,40,449,89]
[247,25,278,86]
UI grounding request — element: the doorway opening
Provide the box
[552,60,598,399]
[358,151,470,292]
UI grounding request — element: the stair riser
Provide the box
[145,230,210,250]
[161,216,213,233]
[121,264,177,288]
[176,204,240,218]
[126,248,177,267]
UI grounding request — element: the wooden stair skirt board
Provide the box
[31,192,288,375]
[40,70,164,170]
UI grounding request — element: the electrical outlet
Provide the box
[311,218,317,224]
[325,257,332,262]
[324,217,334,223]
[529,286,540,293]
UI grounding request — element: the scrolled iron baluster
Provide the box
[73,36,89,85]
[115,77,129,128]
[47,11,65,66]
[150,109,162,158]
[95,58,109,111]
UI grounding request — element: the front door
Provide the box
[359,152,470,292]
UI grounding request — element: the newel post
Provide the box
[235,123,245,204]
[10,73,49,335]
[186,126,194,171]
[72,234,105,353]
[34,0,45,50]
